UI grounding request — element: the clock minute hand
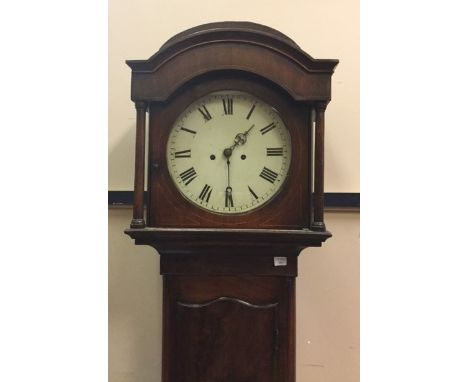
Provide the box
[226,155,231,188]
[222,148,234,208]
[223,147,232,187]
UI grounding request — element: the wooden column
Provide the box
[130,101,147,228]
[311,102,327,231]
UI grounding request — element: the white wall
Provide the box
[109,209,359,382]
[108,0,359,192]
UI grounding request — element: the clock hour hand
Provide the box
[244,123,255,137]
[229,124,255,150]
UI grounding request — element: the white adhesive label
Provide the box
[274,257,287,266]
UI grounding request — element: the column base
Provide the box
[130,218,146,228]
[310,221,326,232]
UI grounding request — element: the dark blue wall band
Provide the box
[108,191,359,208]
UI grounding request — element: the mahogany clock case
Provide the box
[123,22,339,382]
[148,72,311,230]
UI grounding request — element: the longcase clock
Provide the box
[125,22,338,382]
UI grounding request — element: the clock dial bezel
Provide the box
[165,90,292,216]
[148,73,311,229]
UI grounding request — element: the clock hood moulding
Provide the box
[126,21,339,103]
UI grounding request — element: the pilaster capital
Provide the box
[135,101,148,111]
[315,101,328,113]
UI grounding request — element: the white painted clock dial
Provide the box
[166,90,292,214]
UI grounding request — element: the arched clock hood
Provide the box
[126,21,338,102]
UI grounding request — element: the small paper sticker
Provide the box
[274,257,287,266]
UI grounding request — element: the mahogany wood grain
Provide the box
[160,253,298,277]
[162,275,295,382]
[126,227,331,256]
[127,22,338,103]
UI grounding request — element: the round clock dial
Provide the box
[166,90,292,214]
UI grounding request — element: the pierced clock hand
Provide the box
[223,147,232,187]
[226,153,231,187]
[222,124,254,208]
[225,186,234,208]
[229,124,255,151]
[244,123,255,136]
[223,148,234,208]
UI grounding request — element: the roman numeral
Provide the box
[266,147,284,156]
[198,184,212,203]
[179,167,197,185]
[222,98,233,115]
[248,186,258,200]
[260,122,276,135]
[246,104,256,120]
[259,167,279,184]
[174,149,191,158]
[180,127,196,135]
[198,105,212,121]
